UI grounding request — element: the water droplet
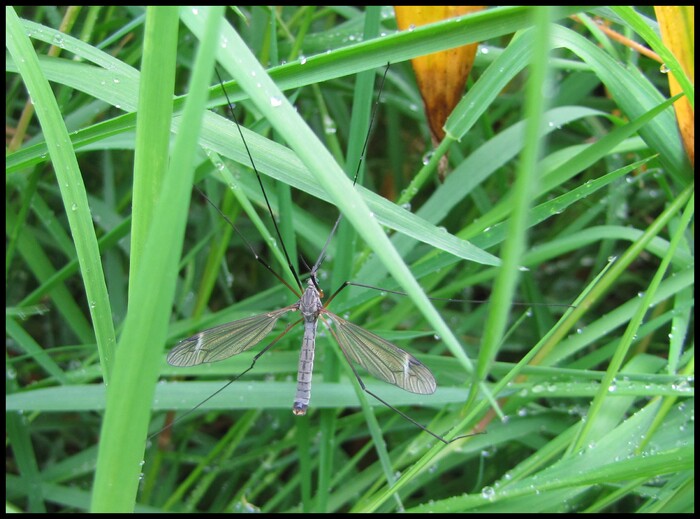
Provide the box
[422,151,434,165]
[408,24,416,32]
[660,63,670,73]
[323,115,337,134]
[270,96,282,107]
[481,486,496,500]
[299,55,307,65]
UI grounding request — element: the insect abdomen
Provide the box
[293,320,318,415]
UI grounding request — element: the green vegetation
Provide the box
[6,5,693,513]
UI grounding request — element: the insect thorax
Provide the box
[299,279,323,321]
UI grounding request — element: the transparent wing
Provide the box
[323,311,436,395]
[167,306,297,367]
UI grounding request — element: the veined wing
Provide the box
[323,311,436,395]
[167,306,297,367]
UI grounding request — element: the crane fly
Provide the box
[163,64,471,445]
[167,276,437,417]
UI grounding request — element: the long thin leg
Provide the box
[215,68,303,293]
[327,280,574,308]
[194,186,301,297]
[311,65,391,277]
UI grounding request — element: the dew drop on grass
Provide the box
[481,486,496,500]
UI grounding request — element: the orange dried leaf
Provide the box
[654,6,694,165]
[395,6,484,179]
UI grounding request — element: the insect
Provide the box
[167,276,437,417]
[165,65,469,444]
